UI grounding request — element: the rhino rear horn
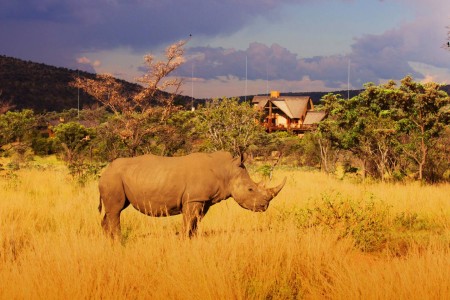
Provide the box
[258,179,267,188]
[268,177,287,198]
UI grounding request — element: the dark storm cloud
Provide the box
[184,43,301,81]
[349,31,419,82]
[180,25,437,90]
[2,0,447,90]
[0,0,313,68]
[181,43,351,88]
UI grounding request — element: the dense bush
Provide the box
[278,192,390,252]
[31,136,57,156]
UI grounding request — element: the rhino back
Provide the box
[101,152,234,212]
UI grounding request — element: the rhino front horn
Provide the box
[268,177,287,198]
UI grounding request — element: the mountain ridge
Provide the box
[1,55,449,112]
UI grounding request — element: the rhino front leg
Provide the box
[182,202,210,238]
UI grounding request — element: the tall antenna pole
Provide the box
[347,59,350,100]
[191,62,194,110]
[77,69,80,118]
[245,55,248,102]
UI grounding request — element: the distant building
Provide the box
[252,91,326,133]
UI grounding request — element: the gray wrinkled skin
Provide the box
[98,151,286,238]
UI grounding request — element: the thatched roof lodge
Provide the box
[252,91,326,133]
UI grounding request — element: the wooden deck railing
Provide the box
[262,123,318,132]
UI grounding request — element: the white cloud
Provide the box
[77,56,101,67]
[409,61,450,85]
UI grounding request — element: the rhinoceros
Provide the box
[98,151,286,237]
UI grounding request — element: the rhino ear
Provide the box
[240,152,249,164]
[233,152,248,168]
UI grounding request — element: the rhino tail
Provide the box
[98,196,103,213]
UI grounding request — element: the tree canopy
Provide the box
[319,76,450,181]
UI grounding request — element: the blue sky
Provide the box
[203,1,411,56]
[1,0,449,98]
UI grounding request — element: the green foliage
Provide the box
[31,137,57,156]
[164,109,199,155]
[92,108,198,160]
[52,121,99,185]
[393,212,437,232]
[278,190,447,253]
[279,193,391,252]
[318,76,450,182]
[255,131,302,159]
[256,164,272,179]
[1,170,20,190]
[0,109,36,146]
[54,122,94,162]
[296,132,322,168]
[195,98,266,156]
[67,161,106,186]
[94,117,128,160]
[310,194,390,252]
[0,109,37,167]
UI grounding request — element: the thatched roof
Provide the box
[303,111,326,125]
[252,95,314,119]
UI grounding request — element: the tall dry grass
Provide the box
[0,166,449,299]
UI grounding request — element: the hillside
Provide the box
[0,55,192,112]
[1,55,450,111]
[0,55,144,112]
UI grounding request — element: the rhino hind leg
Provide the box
[99,181,130,239]
[101,211,122,238]
[101,200,131,238]
[182,202,211,238]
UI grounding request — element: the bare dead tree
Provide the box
[71,40,188,157]
[135,40,187,121]
[0,90,15,114]
[73,39,187,116]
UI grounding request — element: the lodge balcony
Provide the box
[262,122,318,133]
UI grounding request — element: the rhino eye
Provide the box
[248,187,254,192]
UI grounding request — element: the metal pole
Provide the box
[191,62,194,110]
[347,59,350,100]
[77,69,80,118]
[245,55,247,102]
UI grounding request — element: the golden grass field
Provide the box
[0,159,449,299]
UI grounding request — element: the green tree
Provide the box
[161,109,199,156]
[349,81,405,180]
[260,131,301,161]
[0,109,36,164]
[54,122,94,164]
[317,93,348,173]
[196,98,265,156]
[318,77,450,181]
[0,109,36,146]
[94,108,198,160]
[394,76,450,180]
[54,121,99,184]
[299,131,332,170]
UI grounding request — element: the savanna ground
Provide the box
[0,156,449,299]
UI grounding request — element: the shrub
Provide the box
[67,161,106,186]
[279,192,391,252]
[31,137,57,156]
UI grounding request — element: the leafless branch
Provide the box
[0,90,15,114]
